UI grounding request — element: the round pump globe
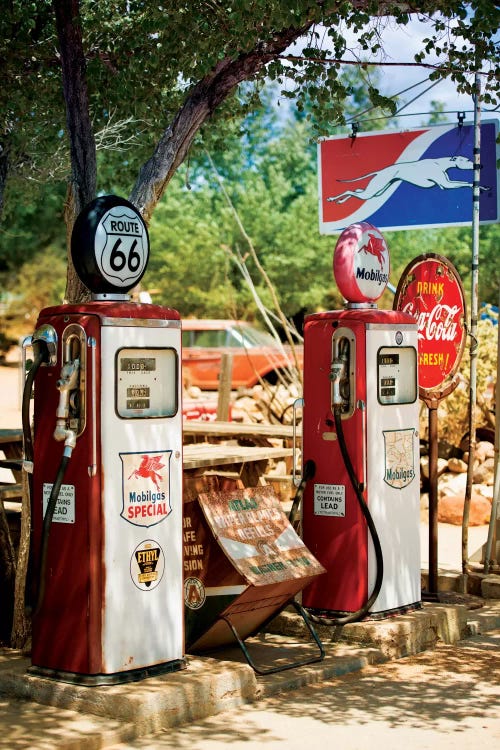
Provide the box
[71,195,150,294]
[333,222,390,303]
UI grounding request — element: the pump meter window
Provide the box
[377,347,417,405]
[116,348,178,418]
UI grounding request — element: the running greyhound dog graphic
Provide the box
[327,155,487,204]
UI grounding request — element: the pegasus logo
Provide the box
[128,455,164,491]
[358,232,387,270]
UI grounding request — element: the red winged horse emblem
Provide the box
[358,232,386,270]
[128,455,165,491]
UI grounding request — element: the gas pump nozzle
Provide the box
[53,358,80,451]
[330,356,347,407]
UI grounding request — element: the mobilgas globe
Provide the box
[334,221,390,303]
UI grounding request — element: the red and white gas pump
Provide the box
[23,196,185,683]
[301,222,421,620]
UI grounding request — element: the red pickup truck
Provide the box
[182,319,302,390]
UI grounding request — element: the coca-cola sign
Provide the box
[393,254,466,402]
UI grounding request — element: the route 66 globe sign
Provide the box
[71,195,149,294]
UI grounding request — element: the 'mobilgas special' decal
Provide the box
[120,450,172,527]
[383,429,417,489]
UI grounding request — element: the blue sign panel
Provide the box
[318,121,499,232]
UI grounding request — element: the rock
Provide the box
[447,457,467,473]
[420,456,447,479]
[476,440,495,462]
[437,492,491,526]
[481,575,500,599]
[439,472,467,497]
[474,484,494,500]
[473,462,494,486]
[186,385,203,398]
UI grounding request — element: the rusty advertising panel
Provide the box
[393,253,466,404]
[184,485,325,651]
[183,491,243,649]
[198,485,325,586]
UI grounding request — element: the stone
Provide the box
[473,463,494,486]
[447,457,467,473]
[437,492,491,526]
[481,575,500,600]
[439,472,467,497]
[421,457,448,479]
[476,440,495,463]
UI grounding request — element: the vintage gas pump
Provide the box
[301,222,421,620]
[23,195,184,683]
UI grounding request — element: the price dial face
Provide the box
[377,347,417,405]
[116,348,178,419]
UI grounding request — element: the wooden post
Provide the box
[216,353,233,422]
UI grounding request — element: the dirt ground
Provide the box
[0,363,23,430]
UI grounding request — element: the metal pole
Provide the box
[461,73,481,583]
[484,287,500,573]
[428,405,439,594]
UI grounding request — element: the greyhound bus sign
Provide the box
[318,121,499,233]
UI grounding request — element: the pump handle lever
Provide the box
[292,398,304,488]
[54,358,80,448]
[330,357,346,406]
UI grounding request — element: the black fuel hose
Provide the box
[21,345,73,616]
[22,350,47,480]
[304,406,384,627]
[288,459,316,527]
[33,450,71,616]
[22,349,48,612]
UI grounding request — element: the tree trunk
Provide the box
[129,24,310,222]
[53,0,96,303]
[0,140,9,220]
[0,499,16,644]
[10,472,31,649]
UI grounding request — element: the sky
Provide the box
[324,14,499,131]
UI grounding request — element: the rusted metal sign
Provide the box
[183,484,325,651]
[394,253,467,405]
[199,485,324,586]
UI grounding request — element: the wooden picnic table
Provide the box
[182,442,293,501]
[0,428,23,488]
[0,427,292,496]
[183,442,292,470]
[183,420,295,446]
[0,428,23,454]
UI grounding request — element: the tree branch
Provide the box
[129,23,312,222]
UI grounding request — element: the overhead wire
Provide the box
[339,73,499,129]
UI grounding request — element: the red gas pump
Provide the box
[301,223,421,621]
[23,196,185,683]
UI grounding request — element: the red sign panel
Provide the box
[393,254,466,402]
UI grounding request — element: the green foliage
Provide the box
[2,1,498,203]
[1,243,66,345]
[0,180,66,273]
[433,319,498,447]
[388,224,500,312]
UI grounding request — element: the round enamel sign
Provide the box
[333,222,390,303]
[393,254,466,401]
[71,195,149,294]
